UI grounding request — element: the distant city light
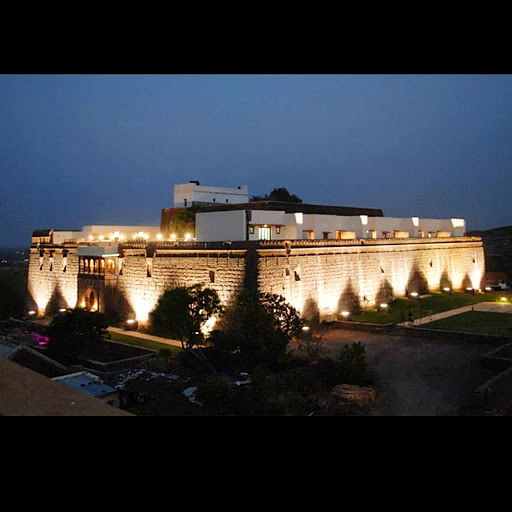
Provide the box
[501,297,508,302]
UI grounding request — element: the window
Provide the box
[323,232,330,240]
[294,270,301,281]
[249,226,255,235]
[226,198,229,203]
[209,270,215,283]
[276,226,281,234]
[258,227,271,240]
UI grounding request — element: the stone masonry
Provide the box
[27,237,485,324]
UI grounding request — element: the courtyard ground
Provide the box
[318,328,497,415]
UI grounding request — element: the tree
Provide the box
[259,293,304,340]
[166,209,196,239]
[151,285,222,350]
[250,187,303,203]
[209,291,302,369]
[47,309,108,359]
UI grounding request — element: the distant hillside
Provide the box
[467,225,512,278]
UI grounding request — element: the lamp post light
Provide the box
[484,286,493,293]
[409,292,419,300]
[301,325,312,340]
[466,287,475,295]
[341,311,351,320]
[125,318,138,331]
[379,303,389,312]
[442,287,452,294]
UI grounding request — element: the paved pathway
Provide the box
[108,327,182,348]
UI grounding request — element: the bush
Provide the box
[315,342,368,387]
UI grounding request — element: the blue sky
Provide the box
[1,74,511,247]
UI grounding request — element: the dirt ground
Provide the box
[319,328,498,416]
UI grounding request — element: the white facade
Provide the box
[195,209,466,242]
[80,225,161,242]
[174,182,249,208]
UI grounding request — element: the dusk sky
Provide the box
[1,74,511,247]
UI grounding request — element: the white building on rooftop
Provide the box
[173,181,249,208]
[195,206,466,242]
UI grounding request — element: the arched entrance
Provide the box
[86,289,98,312]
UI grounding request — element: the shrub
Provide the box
[315,342,368,387]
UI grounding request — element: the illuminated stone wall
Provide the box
[27,247,79,315]
[28,238,485,324]
[111,249,248,324]
[256,238,485,320]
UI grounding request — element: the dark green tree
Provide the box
[47,309,108,359]
[151,285,223,350]
[209,291,302,369]
[166,209,196,239]
[250,187,303,203]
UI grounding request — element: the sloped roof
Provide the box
[194,201,384,217]
[8,345,71,378]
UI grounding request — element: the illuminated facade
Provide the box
[27,186,485,325]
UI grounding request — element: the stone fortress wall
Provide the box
[27,237,486,324]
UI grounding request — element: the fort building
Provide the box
[27,183,485,326]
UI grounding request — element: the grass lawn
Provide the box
[422,311,512,337]
[106,331,182,354]
[348,291,512,324]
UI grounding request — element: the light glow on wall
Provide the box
[360,215,368,225]
[294,212,303,225]
[411,217,419,227]
[201,315,217,335]
[451,218,465,228]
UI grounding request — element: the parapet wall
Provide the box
[27,237,485,323]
